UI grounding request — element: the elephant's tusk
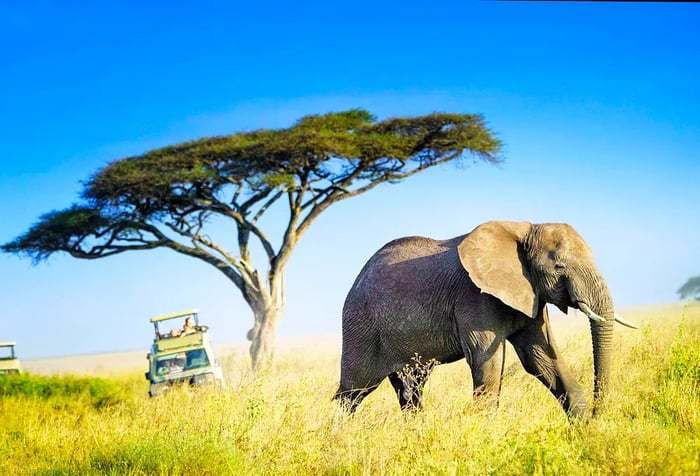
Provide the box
[614,312,639,329]
[578,302,606,323]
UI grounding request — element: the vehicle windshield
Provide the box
[155,348,210,376]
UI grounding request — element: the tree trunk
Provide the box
[247,306,283,370]
[242,256,287,371]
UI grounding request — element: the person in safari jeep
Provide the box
[180,316,196,336]
[168,316,197,337]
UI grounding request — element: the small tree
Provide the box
[2,109,502,369]
[677,276,700,300]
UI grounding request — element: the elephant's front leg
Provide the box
[508,318,588,419]
[466,334,506,408]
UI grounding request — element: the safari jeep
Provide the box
[145,310,224,397]
[0,341,21,374]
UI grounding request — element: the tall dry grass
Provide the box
[1,302,698,475]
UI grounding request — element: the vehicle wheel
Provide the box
[149,383,167,397]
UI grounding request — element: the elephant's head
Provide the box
[458,221,636,414]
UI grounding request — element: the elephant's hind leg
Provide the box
[335,333,387,412]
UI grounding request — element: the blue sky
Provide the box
[1,2,698,359]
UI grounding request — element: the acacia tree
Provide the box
[677,276,700,300]
[2,109,502,368]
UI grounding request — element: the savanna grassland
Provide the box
[1,302,698,475]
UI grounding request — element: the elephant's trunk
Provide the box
[589,314,614,417]
[570,276,615,418]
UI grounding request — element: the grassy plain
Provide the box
[1,302,698,475]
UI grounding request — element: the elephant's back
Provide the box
[373,234,464,264]
[343,235,465,315]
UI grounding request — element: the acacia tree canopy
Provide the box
[2,109,502,368]
[677,276,700,300]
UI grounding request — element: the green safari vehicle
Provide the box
[0,341,21,374]
[145,309,224,397]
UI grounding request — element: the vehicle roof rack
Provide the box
[149,309,198,323]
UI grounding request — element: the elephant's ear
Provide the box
[458,221,538,319]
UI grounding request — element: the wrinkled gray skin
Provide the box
[335,221,625,419]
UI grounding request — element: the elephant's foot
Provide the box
[561,389,589,421]
[334,386,378,413]
[472,386,501,412]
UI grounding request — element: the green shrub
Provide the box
[668,319,700,383]
[0,373,128,409]
[651,314,700,432]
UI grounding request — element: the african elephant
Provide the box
[334,221,637,419]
